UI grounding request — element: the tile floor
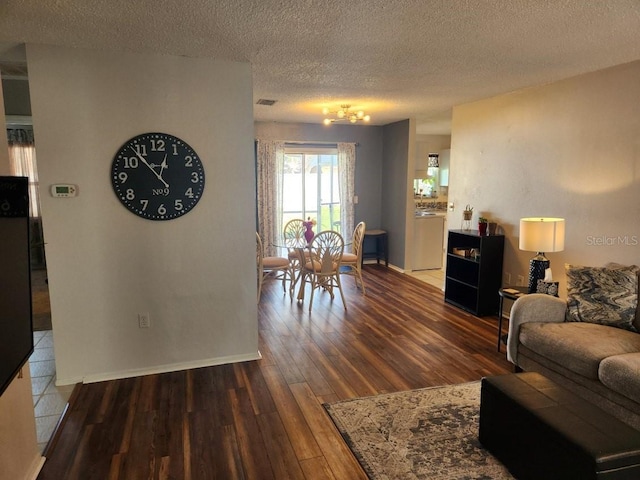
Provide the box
[407,268,445,290]
[30,330,74,454]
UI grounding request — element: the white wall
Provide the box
[449,60,640,296]
[27,45,258,384]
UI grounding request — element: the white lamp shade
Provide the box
[519,218,565,253]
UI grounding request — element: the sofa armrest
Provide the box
[506,294,567,364]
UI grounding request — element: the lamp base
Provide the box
[528,253,550,293]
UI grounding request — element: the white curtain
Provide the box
[338,142,356,241]
[256,139,284,256]
[7,128,40,217]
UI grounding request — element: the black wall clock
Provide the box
[111,132,205,220]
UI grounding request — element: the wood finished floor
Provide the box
[38,265,512,480]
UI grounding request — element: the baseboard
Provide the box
[57,351,263,385]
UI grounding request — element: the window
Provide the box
[256,139,355,254]
[283,147,341,232]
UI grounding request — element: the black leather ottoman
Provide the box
[479,372,640,480]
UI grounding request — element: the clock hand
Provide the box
[158,154,168,180]
[130,147,169,188]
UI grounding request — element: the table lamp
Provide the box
[519,218,565,293]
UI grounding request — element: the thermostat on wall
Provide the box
[50,184,78,197]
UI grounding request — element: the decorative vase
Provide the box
[304,222,314,243]
[462,210,473,230]
[478,222,488,236]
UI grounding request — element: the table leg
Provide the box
[382,234,388,266]
[296,248,306,301]
[297,276,305,301]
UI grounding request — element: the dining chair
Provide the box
[283,218,308,294]
[300,230,347,311]
[256,232,292,302]
[340,221,366,294]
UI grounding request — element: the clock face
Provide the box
[111,132,205,220]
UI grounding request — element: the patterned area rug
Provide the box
[324,382,514,480]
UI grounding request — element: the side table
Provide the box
[362,229,388,267]
[497,286,529,352]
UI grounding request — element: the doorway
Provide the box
[7,123,71,453]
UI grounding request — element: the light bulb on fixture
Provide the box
[322,104,371,125]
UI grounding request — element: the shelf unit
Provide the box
[445,230,505,316]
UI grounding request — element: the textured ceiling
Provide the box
[1,0,640,133]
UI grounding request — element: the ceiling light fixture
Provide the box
[322,105,371,125]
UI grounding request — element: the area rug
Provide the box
[324,381,514,480]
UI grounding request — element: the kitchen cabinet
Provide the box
[444,230,504,316]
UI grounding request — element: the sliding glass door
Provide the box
[283,148,342,233]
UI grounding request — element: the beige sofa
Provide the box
[506,294,640,430]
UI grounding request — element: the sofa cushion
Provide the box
[519,322,640,379]
[565,264,639,332]
[599,353,640,403]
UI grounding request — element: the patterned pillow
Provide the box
[536,280,559,296]
[565,264,639,332]
[604,263,640,332]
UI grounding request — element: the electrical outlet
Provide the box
[517,275,525,286]
[504,272,511,285]
[138,313,150,328]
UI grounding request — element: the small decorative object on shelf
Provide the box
[478,217,488,236]
[462,205,473,230]
[303,217,316,243]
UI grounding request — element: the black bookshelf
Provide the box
[445,230,504,316]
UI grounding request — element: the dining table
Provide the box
[272,236,351,302]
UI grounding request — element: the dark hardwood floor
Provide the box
[38,265,512,480]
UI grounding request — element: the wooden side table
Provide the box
[362,229,388,267]
[497,286,529,351]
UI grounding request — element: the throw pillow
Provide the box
[565,264,639,332]
[536,280,559,296]
[604,263,640,331]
